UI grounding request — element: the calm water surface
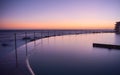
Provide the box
[29,33,120,75]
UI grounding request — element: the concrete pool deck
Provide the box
[0,44,34,75]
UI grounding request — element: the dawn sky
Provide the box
[0,0,120,29]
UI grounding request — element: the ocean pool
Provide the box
[28,33,120,75]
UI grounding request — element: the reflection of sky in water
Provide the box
[29,33,120,75]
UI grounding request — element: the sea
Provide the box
[0,29,114,56]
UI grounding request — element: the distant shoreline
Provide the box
[0,29,114,31]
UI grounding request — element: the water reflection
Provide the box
[29,33,120,75]
[115,34,120,45]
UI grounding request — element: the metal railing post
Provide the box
[41,32,43,44]
[14,33,18,67]
[34,32,36,46]
[25,32,28,56]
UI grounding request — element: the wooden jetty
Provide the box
[93,43,120,49]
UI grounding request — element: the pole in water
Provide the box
[47,31,49,44]
[54,30,56,36]
[14,33,18,67]
[34,32,36,46]
[41,32,43,44]
[25,32,28,56]
[48,31,49,37]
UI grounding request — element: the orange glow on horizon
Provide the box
[0,20,114,30]
[0,0,119,30]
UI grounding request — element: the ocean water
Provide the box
[0,30,65,56]
[28,33,120,75]
[0,29,112,56]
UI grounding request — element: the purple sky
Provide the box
[0,0,120,29]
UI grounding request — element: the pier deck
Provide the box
[93,43,120,50]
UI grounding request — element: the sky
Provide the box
[0,0,120,29]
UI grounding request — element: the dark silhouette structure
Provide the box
[93,43,120,50]
[115,22,120,34]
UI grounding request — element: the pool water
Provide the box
[29,33,120,75]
